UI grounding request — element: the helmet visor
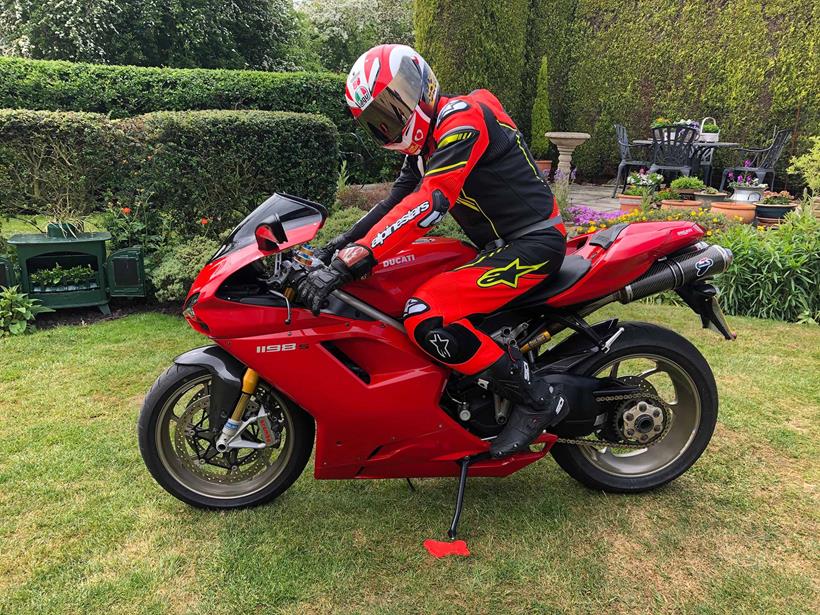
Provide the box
[358,56,423,145]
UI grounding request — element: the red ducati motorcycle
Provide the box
[138,193,734,538]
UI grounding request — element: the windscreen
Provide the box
[210,193,326,261]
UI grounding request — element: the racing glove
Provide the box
[297,260,352,316]
[297,245,377,315]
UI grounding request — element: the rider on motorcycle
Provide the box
[297,44,569,458]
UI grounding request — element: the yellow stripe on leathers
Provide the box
[424,160,468,176]
[455,189,501,239]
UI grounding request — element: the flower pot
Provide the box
[618,194,644,212]
[729,186,766,203]
[535,160,552,177]
[693,191,728,208]
[755,216,782,228]
[661,199,701,211]
[712,201,756,223]
[755,202,798,220]
[699,132,719,143]
[675,189,698,200]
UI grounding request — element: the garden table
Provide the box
[633,140,740,181]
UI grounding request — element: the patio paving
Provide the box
[570,182,620,212]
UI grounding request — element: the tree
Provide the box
[298,0,414,72]
[0,0,299,70]
[530,56,552,159]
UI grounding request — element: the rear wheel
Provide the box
[138,364,314,508]
[549,322,718,493]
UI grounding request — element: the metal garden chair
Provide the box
[648,125,698,180]
[719,128,792,190]
[612,124,652,197]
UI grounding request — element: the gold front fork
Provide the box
[230,369,260,422]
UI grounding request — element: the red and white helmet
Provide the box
[345,44,440,156]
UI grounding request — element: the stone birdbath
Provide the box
[545,131,591,176]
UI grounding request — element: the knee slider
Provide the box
[413,317,481,365]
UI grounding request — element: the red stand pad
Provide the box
[423,539,470,558]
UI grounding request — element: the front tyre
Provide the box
[549,322,718,493]
[138,364,314,509]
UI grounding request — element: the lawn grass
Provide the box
[0,303,818,614]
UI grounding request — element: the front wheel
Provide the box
[549,322,718,493]
[138,363,314,508]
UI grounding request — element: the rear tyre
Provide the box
[548,322,718,493]
[138,363,314,509]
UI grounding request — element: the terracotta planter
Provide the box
[675,189,698,200]
[618,194,644,212]
[755,216,782,228]
[535,160,552,177]
[693,191,728,208]
[661,199,701,211]
[712,201,756,223]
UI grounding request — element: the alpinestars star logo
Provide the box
[428,333,451,358]
[477,258,546,288]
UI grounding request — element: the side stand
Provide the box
[447,453,488,540]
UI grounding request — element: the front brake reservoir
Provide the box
[293,244,316,268]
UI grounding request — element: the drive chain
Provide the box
[555,392,674,450]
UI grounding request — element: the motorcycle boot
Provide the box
[476,346,569,458]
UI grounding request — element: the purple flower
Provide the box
[743,159,752,168]
[728,171,735,181]
[570,168,577,181]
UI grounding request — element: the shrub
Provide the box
[100,203,170,255]
[702,122,720,134]
[0,110,129,220]
[670,176,707,191]
[150,239,221,304]
[124,110,339,238]
[714,209,820,323]
[788,137,820,194]
[530,56,552,159]
[0,286,53,336]
[0,109,340,241]
[0,56,397,183]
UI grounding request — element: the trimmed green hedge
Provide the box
[417,0,818,185]
[123,110,339,236]
[545,0,820,182]
[415,0,530,126]
[0,56,346,121]
[0,56,400,182]
[0,110,129,218]
[0,109,339,238]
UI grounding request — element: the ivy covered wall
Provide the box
[417,0,819,183]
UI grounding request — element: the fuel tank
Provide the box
[344,237,476,317]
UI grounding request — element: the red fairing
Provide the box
[344,237,476,317]
[181,209,704,481]
[548,222,705,307]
